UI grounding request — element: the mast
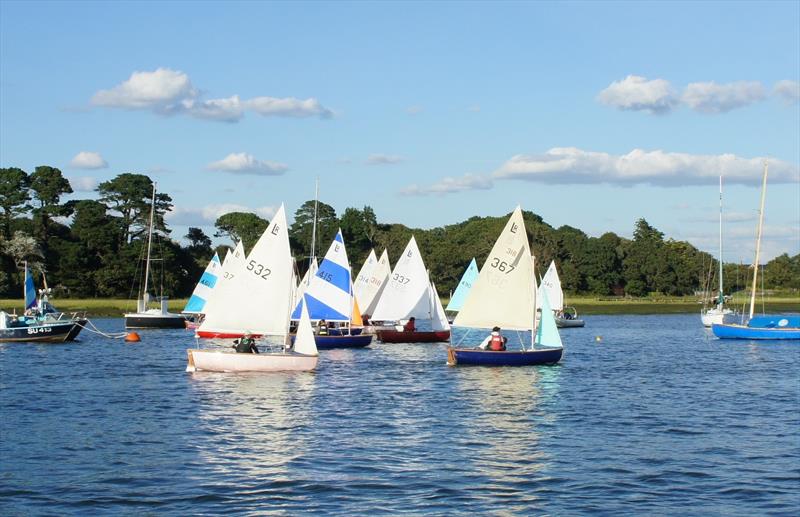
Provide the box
[309,178,319,272]
[748,162,768,320]
[142,183,157,307]
[531,254,537,350]
[717,174,724,307]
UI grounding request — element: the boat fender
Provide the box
[125,332,141,342]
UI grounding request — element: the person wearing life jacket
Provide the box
[479,326,507,351]
[317,319,329,336]
[403,317,416,332]
[234,331,259,353]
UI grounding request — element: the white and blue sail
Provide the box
[24,263,36,311]
[182,252,221,314]
[446,258,478,312]
[291,230,352,322]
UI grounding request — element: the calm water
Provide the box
[1,314,798,515]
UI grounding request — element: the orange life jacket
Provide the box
[489,333,505,351]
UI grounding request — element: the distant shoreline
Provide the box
[1,297,796,318]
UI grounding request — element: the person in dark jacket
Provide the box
[234,331,259,353]
[403,317,416,332]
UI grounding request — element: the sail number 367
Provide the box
[490,257,515,274]
[247,260,271,279]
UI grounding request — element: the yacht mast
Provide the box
[309,178,319,271]
[143,183,157,306]
[717,174,724,307]
[748,163,768,320]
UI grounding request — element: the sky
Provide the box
[1,0,798,264]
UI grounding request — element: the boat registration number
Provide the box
[27,327,53,335]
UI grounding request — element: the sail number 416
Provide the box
[490,257,515,274]
[247,260,271,279]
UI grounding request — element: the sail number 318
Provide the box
[247,260,271,279]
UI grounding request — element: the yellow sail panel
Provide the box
[351,296,363,326]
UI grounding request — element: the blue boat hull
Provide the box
[0,319,87,343]
[290,333,373,349]
[712,323,800,340]
[447,347,563,366]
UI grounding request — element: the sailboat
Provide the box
[123,184,185,329]
[539,260,585,328]
[371,236,451,343]
[447,206,564,366]
[182,251,221,327]
[353,249,391,317]
[187,204,320,372]
[289,230,373,348]
[701,174,737,327]
[0,263,87,343]
[445,258,478,313]
[712,163,800,340]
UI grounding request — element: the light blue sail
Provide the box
[183,252,221,314]
[446,258,478,312]
[24,263,36,310]
[291,230,352,322]
[535,290,563,349]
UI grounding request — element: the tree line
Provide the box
[2,167,798,301]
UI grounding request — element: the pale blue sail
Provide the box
[183,252,221,314]
[291,230,352,322]
[24,263,36,310]
[446,258,478,312]
[535,290,563,349]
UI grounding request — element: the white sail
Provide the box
[538,261,564,311]
[355,249,391,315]
[371,237,432,321]
[454,206,535,331]
[196,241,245,325]
[182,252,221,314]
[353,249,377,309]
[430,282,451,331]
[295,258,318,306]
[293,298,319,356]
[291,230,352,322]
[198,205,293,336]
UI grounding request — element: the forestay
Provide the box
[371,236,432,321]
[182,252,221,314]
[198,205,293,335]
[291,230,352,322]
[453,206,535,331]
[445,258,478,312]
[538,260,564,312]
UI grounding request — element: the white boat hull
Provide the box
[186,349,318,372]
[555,317,585,328]
[701,308,737,327]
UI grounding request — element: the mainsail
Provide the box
[538,261,564,312]
[446,258,478,312]
[291,230,352,322]
[354,249,391,315]
[371,236,433,321]
[182,252,221,314]
[453,206,535,331]
[198,206,293,335]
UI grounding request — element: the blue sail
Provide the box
[183,252,221,314]
[24,264,36,310]
[535,290,563,349]
[291,230,353,322]
[446,258,478,312]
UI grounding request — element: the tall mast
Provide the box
[143,183,157,305]
[718,174,724,307]
[309,178,319,271]
[748,162,768,320]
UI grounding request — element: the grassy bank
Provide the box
[2,296,796,317]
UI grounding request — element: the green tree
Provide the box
[185,227,213,263]
[214,212,269,251]
[289,200,339,260]
[97,173,172,245]
[29,165,73,248]
[0,167,31,240]
[340,206,378,266]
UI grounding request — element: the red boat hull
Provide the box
[376,330,451,343]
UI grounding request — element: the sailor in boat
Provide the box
[316,319,329,336]
[233,331,259,354]
[478,326,507,351]
[403,317,416,332]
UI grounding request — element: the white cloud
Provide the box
[406,105,423,115]
[467,104,481,112]
[493,147,799,186]
[167,203,278,226]
[597,75,678,114]
[69,151,108,169]
[682,81,765,113]
[400,174,494,196]
[773,80,800,105]
[207,153,288,175]
[68,176,99,192]
[91,68,197,111]
[255,206,277,220]
[366,154,405,165]
[91,68,333,122]
[244,96,333,118]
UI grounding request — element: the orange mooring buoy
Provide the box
[125,332,141,343]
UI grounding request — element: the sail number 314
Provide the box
[247,260,271,279]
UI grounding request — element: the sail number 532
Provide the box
[490,257,515,274]
[247,260,271,279]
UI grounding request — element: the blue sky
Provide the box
[1,0,798,263]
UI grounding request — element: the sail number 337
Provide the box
[247,260,271,279]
